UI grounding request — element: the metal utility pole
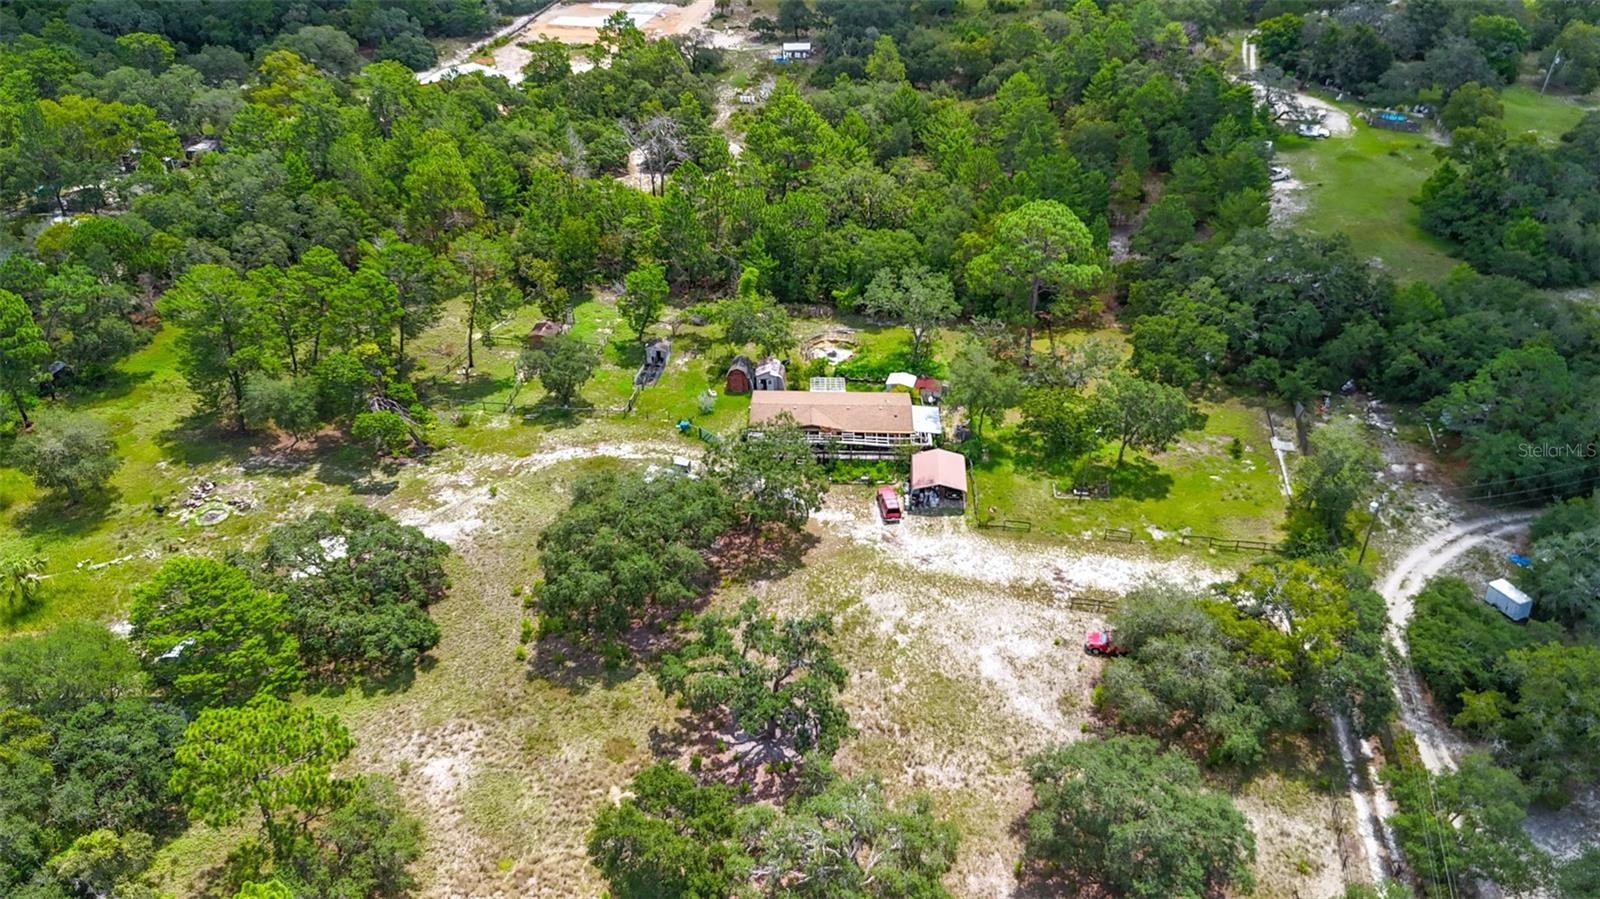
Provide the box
[1358,497,1383,566]
[1542,49,1563,95]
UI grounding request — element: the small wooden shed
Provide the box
[527,320,564,348]
[726,355,755,394]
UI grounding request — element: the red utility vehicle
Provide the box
[1084,630,1128,656]
[876,486,902,522]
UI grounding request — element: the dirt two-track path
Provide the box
[1378,514,1535,772]
[1333,511,1535,886]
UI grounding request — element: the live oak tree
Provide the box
[7,411,122,503]
[1216,561,1374,719]
[1550,21,1600,93]
[518,332,599,406]
[1290,417,1381,547]
[1386,753,1547,895]
[1405,577,1560,718]
[1522,526,1600,635]
[619,262,670,342]
[658,598,850,767]
[48,829,157,899]
[1491,643,1600,805]
[1024,735,1255,899]
[589,762,958,899]
[945,340,1020,438]
[0,622,146,721]
[256,504,448,679]
[965,200,1102,364]
[1018,387,1097,463]
[749,770,959,896]
[706,416,828,531]
[0,623,185,895]
[128,557,302,711]
[715,269,796,359]
[351,410,412,456]
[1087,371,1203,467]
[1440,81,1502,132]
[588,762,748,899]
[241,377,321,443]
[1466,14,1529,84]
[0,288,50,426]
[860,266,959,371]
[537,472,731,643]
[46,696,187,837]
[1127,300,1229,389]
[1102,564,1387,763]
[1562,849,1600,899]
[1098,585,1287,767]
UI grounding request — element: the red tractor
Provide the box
[1084,630,1128,657]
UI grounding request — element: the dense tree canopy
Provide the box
[6,411,122,503]
[1024,735,1255,899]
[256,503,449,679]
[537,471,731,643]
[1387,753,1548,896]
[588,762,749,899]
[0,623,185,897]
[707,417,829,532]
[589,760,957,899]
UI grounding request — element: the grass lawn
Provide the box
[1279,84,1597,285]
[1276,121,1461,282]
[1501,83,1596,140]
[0,329,380,630]
[970,396,1289,543]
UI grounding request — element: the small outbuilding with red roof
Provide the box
[908,448,966,513]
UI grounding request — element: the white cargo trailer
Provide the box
[1484,578,1533,622]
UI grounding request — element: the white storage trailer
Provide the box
[1484,578,1533,622]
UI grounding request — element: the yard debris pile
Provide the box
[164,477,259,527]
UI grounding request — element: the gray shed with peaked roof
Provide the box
[753,357,786,391]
